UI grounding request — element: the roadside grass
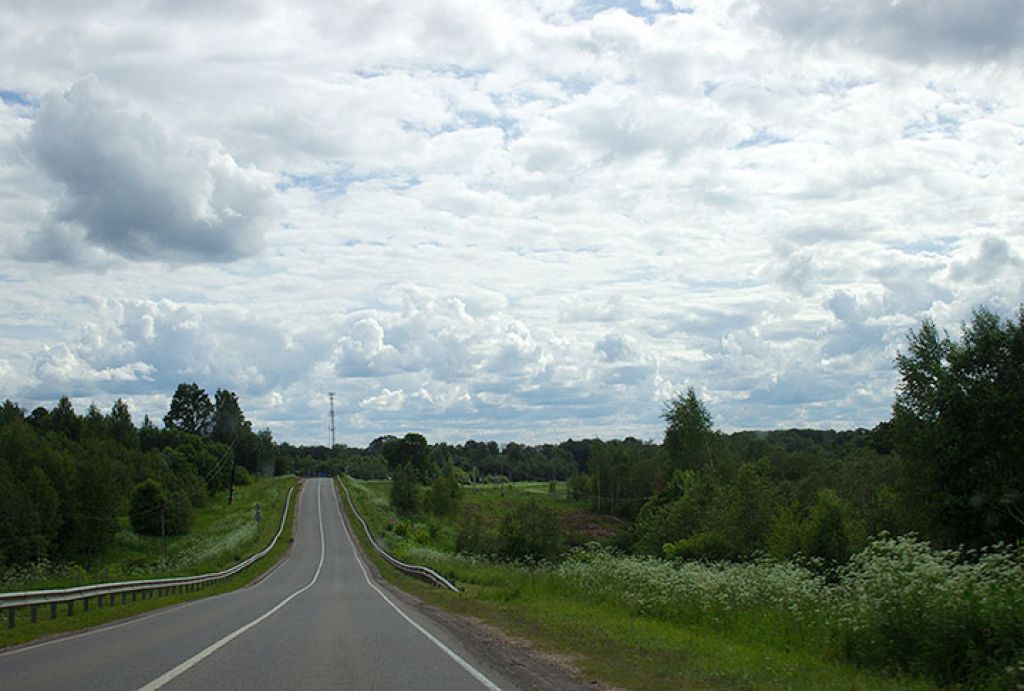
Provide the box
[338,476,937,691]
[0,476,300,649]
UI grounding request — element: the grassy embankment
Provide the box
[0,475,300,648]
[340,476,1024,690]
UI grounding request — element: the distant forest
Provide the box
[2,305,1021,570]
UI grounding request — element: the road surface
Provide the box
[0,479,519,690]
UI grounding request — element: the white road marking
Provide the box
[331,481,503,691]
[137,480,327,691]
[0,597,208,659]
[1,485,300,660]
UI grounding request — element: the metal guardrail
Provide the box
[336,477,459,593]
[0,485,295,630]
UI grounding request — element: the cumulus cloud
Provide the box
[1,2,1022,442]
[360,388,406,411]
[595,333,635,361]
[22,78,276,264]
[949,235,1023,284]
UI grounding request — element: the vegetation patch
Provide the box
[0,476,298,648]
[341,475,990,690]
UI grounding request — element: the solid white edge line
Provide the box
[136,480,327,691]
[331,480,503,691]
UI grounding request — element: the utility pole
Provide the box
[160,502,167,563]
[329,392,336,449]
[228,434,237,505]
[228,457,237,505]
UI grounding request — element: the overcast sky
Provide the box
[1,1,1021,446]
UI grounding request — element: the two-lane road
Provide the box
[0,479,517,690]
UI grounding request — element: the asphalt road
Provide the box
[0,479,517,690]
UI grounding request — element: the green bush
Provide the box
[129,479,191,536]
[423,474,462,517]
[455,505,498,556]
[233,466,252,486]
[498,499,563,562]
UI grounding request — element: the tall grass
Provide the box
[342,477,1023,688]
[554,537,1024,688]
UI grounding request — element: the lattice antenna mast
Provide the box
[328,392,336,449]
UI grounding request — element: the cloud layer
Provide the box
[0,0,1021,444]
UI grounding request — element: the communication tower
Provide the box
[329,392,336,448]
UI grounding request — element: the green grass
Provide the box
[355,478,619,556]
[338,476,938,690]
[0,476,300,649]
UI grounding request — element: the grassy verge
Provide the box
[338,476,934,690]
[0,476,300,649]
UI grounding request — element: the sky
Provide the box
[0,0,1021,446]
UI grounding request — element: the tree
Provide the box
[383,433,434,481]
[0,399,24,428]
[128,478,191,537]
[212,389,249,444]
[108,399,139,449]
[423,465,462,517]
[62,442,120,564]
[662,387,714,473]
[129,479,169,536]
[801,489,852,564]
[893,306,1024,547]
[164,383,214,435]
[83,403,106,438]
[50,396,82,440]
[390,463,420,514]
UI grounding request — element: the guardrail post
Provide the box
[121,592,127,605]
[30,605,37,623]
[51,602,58,619]
[97,594,103,609]
[110,593,116,607]
[7,607,14,628]
[132,591,137,602]
[83,597,89,612]
[67,600,74,616]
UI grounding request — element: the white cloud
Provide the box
[360,388,407,411]
[0,1,1022,443]
[21,77,277,264]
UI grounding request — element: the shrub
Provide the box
[233,466,252,486]
[129,479,190,536]
[455,505,498,556]
[498,499,563,562]
[390,464,419,514]
[423,474,462,517]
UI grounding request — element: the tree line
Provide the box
[3,304,1018,571]
[0,383,275,568]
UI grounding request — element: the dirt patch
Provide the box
[560,510,625,543]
